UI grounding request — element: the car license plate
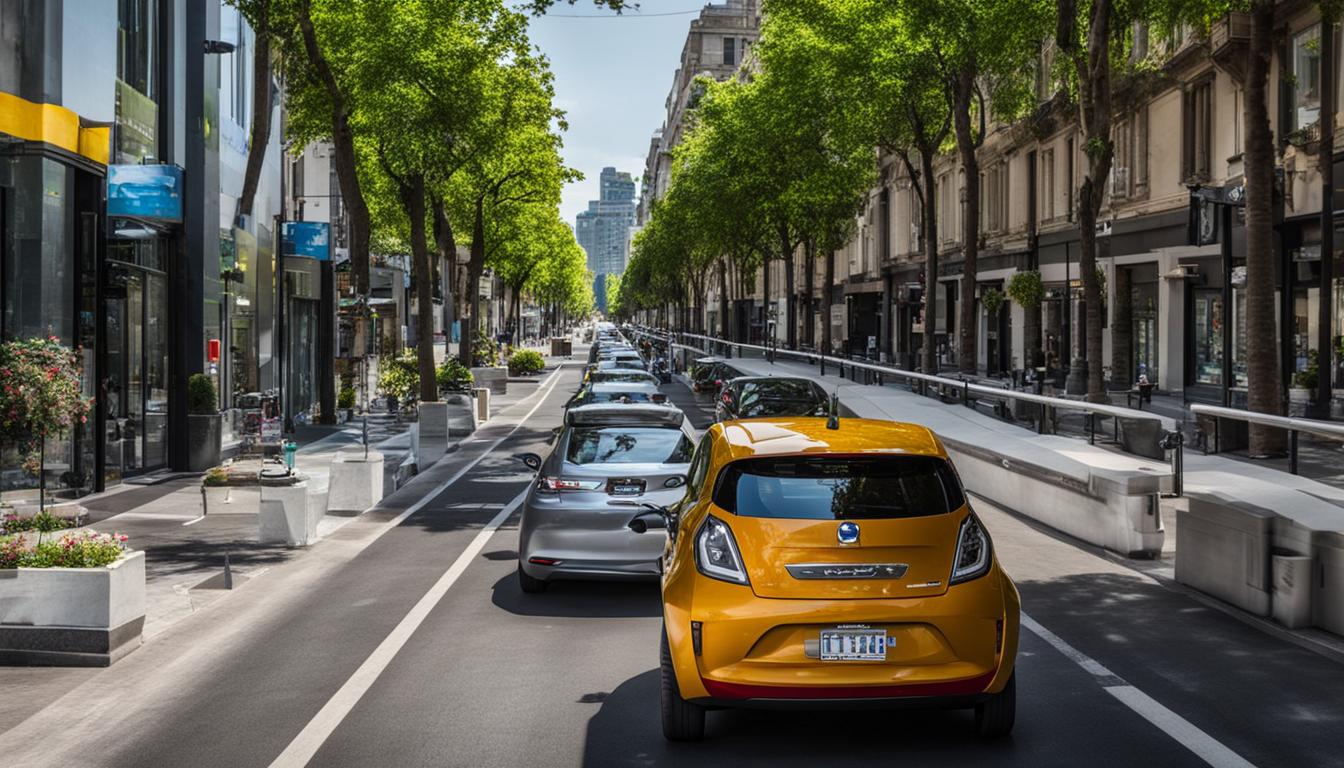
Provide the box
[610,480,644,495]
[819,628,888,661]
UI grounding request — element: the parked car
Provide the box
[587,370,661,386]
[714,376,829,422]
[692,360,743,394]
[630,416,1019,741]
[567,381,669,409]
[516,403,695,593]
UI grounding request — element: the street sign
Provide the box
[108,164,184,221]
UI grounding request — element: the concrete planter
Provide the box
[0,549,146,666]
[329,450,385,513]
[473,387,491,425]
[186,413,222,471]
[416,401,450,468]
[259,476,325,547]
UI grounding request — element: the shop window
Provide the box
[2,157,74,343]
[1291,24,1321,133]
[117,0,157,99]
[723,37,736,66]
[1192,290,1224,386]
[1182,78,1213,183]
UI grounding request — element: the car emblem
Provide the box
[837,522,859,544]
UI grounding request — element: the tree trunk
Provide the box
[718,259,730,339]
[460,196,486,367]
[399,173,437,403]
[919,147,939,374]
[781,224,797,349]
[296,0,370,297]
[1245,0,1284,455]
[823,246,835,357]
[804,237,815,348]
[236,19,272,227]
[953,65,980,375]
[432,198,457,352]
[761,254,771,346]
[1068,0,1113,401]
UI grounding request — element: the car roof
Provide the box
[566,403,684,428]
[589,381,659,393]
[711,418,945,461]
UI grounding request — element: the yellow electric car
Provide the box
[627,415,1020,741]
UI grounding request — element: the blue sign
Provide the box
[107,164,184,222]
[282,222,331,261]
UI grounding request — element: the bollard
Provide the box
[1160,430,1185,497]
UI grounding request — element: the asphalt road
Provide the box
[3,364,1343,768]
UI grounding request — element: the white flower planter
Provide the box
[0,549,146,666]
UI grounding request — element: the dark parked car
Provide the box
[714,376,830,422]
[691,360,743,394]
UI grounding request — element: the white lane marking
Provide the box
[269,488,527,768]
[181,515,207,527]
[369,366,564,535]
[1021,611,1256,768]
[1106,685,1257,768]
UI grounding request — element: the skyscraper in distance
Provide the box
[576,167,636,312]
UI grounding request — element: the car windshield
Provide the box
[594,391,657,403]
[591,372,656,384]
[736,381,827,417]
[566,427,694,465]
[712,456,965,519]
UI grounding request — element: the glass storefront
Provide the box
[1132,279,1159,384]
[1,154,98,497]
[103,236,170,482]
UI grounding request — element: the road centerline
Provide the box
[268,487,529,768]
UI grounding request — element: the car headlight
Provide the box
[695,515,750,585]
[950,514,991,585]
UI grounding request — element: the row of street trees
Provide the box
[621,0,1328,454]
[226,0,612,403]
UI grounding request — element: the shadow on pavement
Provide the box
[580,670,1018,768]
[490,573,662,619]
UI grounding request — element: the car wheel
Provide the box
[660,625,705,742]
[975,672,1016,738]
[517,564,548,594]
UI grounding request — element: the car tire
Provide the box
[975,672,1016,738]
[517,564,548,594]
[660,625,705,742]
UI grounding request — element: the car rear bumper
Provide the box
[518,498,666,582]
[664,564,1019,703]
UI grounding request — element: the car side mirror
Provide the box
[517,452,542,471]
[548,426,562,445]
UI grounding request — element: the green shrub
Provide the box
[187,373,217,414]
[203,467,229,487]
[508,349,545,376]
[436,358,474,392]
[2,510,76,533]
[338,386,357,409]
[472,332,499,367]
[378,353,420,401]
[0,530,129,569]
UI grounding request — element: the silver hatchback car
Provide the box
[516,404,694,593]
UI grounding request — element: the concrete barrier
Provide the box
[416,401,449,468]
[328,450,385,513]
[259,478,322,547]
[1175,498,1273,617]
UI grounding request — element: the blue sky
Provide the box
[527,3,706,224]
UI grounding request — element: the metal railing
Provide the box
[1189,403,1344,476]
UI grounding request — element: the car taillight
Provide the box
[695,515,750,585]
[538,477,604,492]
[950,514,992,584]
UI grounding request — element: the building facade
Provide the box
[576,166,636,312]
[680,10,1342,415]
[0,0,296,498]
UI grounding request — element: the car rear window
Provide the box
[711,456,965,519]
[736,381,827,417]
[566,427,694,465]
[594,391,660,403]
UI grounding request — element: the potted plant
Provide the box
[436,357,475,395]
[377,352,418,414]
[0,529,144,664]
[338,385,356,421]
[0,338,93,512]
[1289,349,1318,416]
[186,373,222,471]
[507,349,545,376]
